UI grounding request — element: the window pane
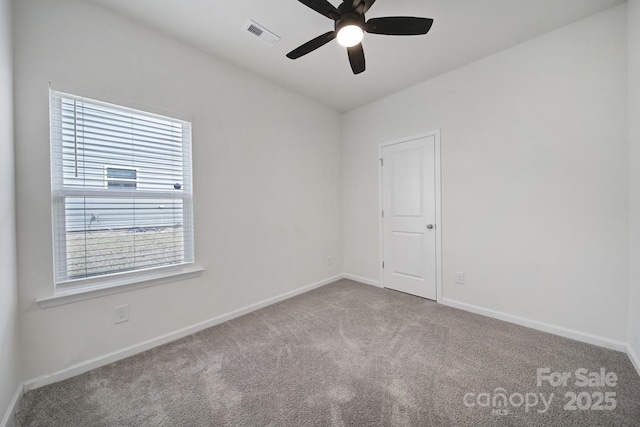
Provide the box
[62,197,186,279]
[106,167,137,189]
[56,97,187,192]
[107,167,137,180]
[65,226,185,279]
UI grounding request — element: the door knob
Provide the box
[426,224,434,229]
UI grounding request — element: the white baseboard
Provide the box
[342,273,382,288]
[23,274,343,392]
[0,384,23,427]
[441,298,627,352]
[628,344,640,378]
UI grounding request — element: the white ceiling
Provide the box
[87,0,625,112]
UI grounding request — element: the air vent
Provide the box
[244,20,280,46]
[247,24,263,37]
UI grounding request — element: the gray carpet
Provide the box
[16,280,640,426]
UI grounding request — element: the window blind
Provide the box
[50,90,194,287]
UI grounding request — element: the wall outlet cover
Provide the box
[114,305,129,324]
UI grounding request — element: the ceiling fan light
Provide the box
[337,25,364,47]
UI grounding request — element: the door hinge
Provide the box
[382,261,385,269]
[379,158,383,166]
[382,210,384,218]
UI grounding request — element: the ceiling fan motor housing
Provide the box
[335,12,365,33]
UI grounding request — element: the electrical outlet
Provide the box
[456,272,465,285]
[326,256,332,266]
[114,305,129,324]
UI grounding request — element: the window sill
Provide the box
[37,265,204,309]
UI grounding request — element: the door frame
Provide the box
[378,129,443,303]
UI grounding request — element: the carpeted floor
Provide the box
[16,279,640,426]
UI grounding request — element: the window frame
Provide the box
[49,88,197,296]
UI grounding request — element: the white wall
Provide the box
[0,0,21,420]
[343,6,628,342]
[629,0,640,362]
[13,0,342,380]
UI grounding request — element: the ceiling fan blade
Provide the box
[365,17,434,35]
[298,0,340,20]
[287,31,336,60]
[363,0,376,14]
[353,0,375,15]
[347,43,366,74]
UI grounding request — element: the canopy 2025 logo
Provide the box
[463,367,618,416]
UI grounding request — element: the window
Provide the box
[50,90,194,291]
[105,166,138,189]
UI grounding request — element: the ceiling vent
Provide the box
[244,20,280,46]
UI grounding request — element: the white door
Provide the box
[382,136,437,300]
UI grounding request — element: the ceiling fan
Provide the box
[286,0,434,75]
